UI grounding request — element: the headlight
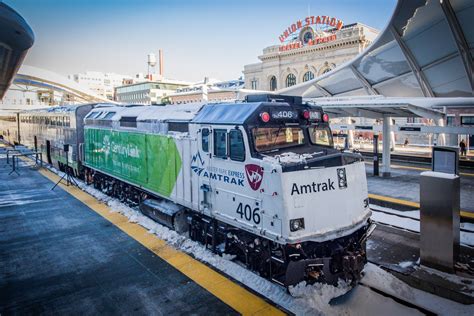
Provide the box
[290,218,305,232]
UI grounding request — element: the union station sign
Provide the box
[278,15,344,52]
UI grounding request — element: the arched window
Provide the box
[303,71,314,82]
[286,74,296,87]
[269,76,277,91]
[322,68,332,75]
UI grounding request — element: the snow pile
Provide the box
[289,280,351,306]
[263,152,317,165]
[362,263,474,315]
[398,261,415,269]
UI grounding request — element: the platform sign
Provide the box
[432,146,459,175]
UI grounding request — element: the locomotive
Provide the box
[0,94,374,287]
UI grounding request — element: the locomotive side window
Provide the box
[229,129,245,162]
[201,128,209,152]
[252,127,305,152]
[309,126,333,147]
[213,129,227,158]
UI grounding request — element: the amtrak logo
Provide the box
[191,151,206,175]
[191,152,245,187]
[245,164,264,191]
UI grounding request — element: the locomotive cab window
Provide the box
[309,126,333,147]
[213,129,227,158]
[252,127,305,152]
[229,129,245,161]
[201,128,209,152]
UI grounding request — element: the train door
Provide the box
[211,127,264,231]
[46,140,52,164]
[196,126,212,215]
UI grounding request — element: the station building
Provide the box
[243,17,379,91]
[115,79,191,105]
[68,71,132,101]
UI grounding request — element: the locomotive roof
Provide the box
[192,102,262,125]
[86,103,205,122]
[191,101,306,125]
[19,103,107,115]
[85,100,319,125]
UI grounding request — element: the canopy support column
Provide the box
[382,116,391,177]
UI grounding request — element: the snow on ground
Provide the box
[363,263,474,315]
[399,261,415,269]
[35,165,474,315]
[370,205,474,247]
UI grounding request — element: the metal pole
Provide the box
[382,116,391,177]
[373,134,379,176]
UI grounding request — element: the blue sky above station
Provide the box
[6,0,397,81]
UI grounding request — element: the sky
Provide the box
[6,0,397,82]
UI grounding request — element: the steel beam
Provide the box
[350,65,378,95]
[440,0,474,95]
[313,82,332,97]
[390,26,435,98]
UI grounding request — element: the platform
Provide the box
[0,155,282,315]
[364,161,474,217]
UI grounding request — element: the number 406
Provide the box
[236,202,261,224]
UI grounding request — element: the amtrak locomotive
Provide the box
[0,94,374,287]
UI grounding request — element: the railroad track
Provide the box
[370,206,474,235]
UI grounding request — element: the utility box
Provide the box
[420,171,460,273]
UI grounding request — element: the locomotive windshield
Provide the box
[253,127,305,152]
[253,126,333,153]
[309,126,333,147]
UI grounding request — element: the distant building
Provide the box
[168,78,253,104]
[115,79,191,105]
[68,71,132,100]
[243,21,379,91]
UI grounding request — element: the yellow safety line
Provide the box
[364,161,474,177]
[369,193,474,220]
[37,168,285,316]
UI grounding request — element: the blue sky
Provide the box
[6,0,397,82]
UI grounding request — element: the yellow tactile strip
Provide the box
[37,168,285,316]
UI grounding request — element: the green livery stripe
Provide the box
[84,128,182,197]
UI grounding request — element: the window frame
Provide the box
[286,73,297,87]
[201,128,210,152]
[461,116,474,126]
[252,126,306,153]
[308,126,334,147]
[269,76,277,91]
[213,128,227,159]
[229,129,246,162]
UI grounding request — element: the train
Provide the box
[0,94,375,287]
